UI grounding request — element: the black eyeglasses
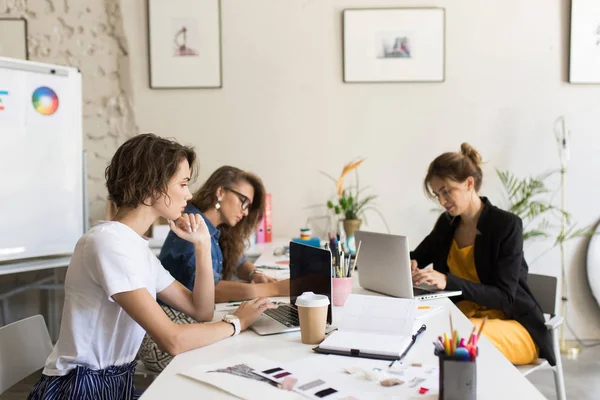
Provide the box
[225,187,252,210]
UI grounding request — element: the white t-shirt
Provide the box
[43,221,175,376]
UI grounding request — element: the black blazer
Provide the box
[410,197,555,366]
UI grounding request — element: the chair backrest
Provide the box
[0,315,53,394]
[527,273,558,315]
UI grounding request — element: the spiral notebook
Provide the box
[314,294,417,361]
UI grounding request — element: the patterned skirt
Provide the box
[138,304,197,373]
[27,360,140,400]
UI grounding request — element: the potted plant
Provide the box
[496,169,593,254]
[322,159,385,238]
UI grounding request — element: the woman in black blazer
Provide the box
[410,143,555,366]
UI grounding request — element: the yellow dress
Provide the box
[447,240,538,365]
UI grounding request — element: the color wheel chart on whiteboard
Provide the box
[32,86,59,115]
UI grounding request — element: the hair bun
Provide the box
[460,142,482,166]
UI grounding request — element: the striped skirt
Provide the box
[27,360,140,400]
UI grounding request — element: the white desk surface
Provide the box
[140,278,545,399]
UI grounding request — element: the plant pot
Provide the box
[343,219,362,238]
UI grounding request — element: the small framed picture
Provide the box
[147,0,222,89]
[569,0,600,83]
[343,8,445,83]
[0,18,28,60]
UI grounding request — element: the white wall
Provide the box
[121,0,600,339]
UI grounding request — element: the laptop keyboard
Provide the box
[264,304,300,327]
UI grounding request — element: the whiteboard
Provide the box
[0,57,84,262]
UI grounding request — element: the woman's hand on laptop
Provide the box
[411,260,418,274]
[233,298,278,330]
[412,267,447,290]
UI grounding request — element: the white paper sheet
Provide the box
[339,295,417,336]
[178,355,300,400]
[179,355,363,400]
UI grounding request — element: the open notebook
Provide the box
[314,294,417,360]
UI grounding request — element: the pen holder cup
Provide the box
[437,351,477,400]
[332,277,353,306]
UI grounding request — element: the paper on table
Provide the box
[254,251,290,269]
[415,305,444,320]
[339,294,417,336]
[181,354,363,400]
[178,355,299,400]
[286,355,439,400]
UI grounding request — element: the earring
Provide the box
[215,197,222,210]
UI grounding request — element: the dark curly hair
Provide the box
[105,133,196,208]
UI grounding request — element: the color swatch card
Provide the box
[286,355,440,399]
[179,356,298,400]
[180,355,361,400]
[255,362,359,400]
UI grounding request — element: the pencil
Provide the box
[477,316,488,339]
[467,326,477,345]
[352,240,362,271]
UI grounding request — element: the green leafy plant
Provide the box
[321,159,388,230]
[497,169,594,255]
[326,190,377,220]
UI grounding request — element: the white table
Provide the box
[140,278,545,399]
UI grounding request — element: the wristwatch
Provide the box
[248,269,262,281]
[222,314,241,336]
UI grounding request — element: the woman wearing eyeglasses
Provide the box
[160,165,288,301]
[139,166,289,372]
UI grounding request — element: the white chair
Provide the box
[0,315,53,395]
[517,274,567,400]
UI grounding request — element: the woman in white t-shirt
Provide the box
[28,133,276,400]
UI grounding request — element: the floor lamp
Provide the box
[556,117,581,358]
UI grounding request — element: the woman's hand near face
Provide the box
[170,213,211,247]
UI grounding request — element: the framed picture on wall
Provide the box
[0,18,28,60]
[569,0,600,83]
[343,8,445,83]
[147,0,222,89]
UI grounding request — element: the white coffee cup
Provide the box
[296,291,330,344]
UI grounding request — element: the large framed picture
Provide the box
[569,0,600,83]
[0,18,28,60]
[343,8,445,83]
[147,0,222,89]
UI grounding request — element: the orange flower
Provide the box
[336,159,364,196]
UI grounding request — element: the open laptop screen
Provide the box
[289,241,333,324]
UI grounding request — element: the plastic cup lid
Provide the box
[295,291,330,307]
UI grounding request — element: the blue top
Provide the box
[159,204,247,290]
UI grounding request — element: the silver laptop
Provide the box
[354,231,462,300]
[251,241,333,335]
